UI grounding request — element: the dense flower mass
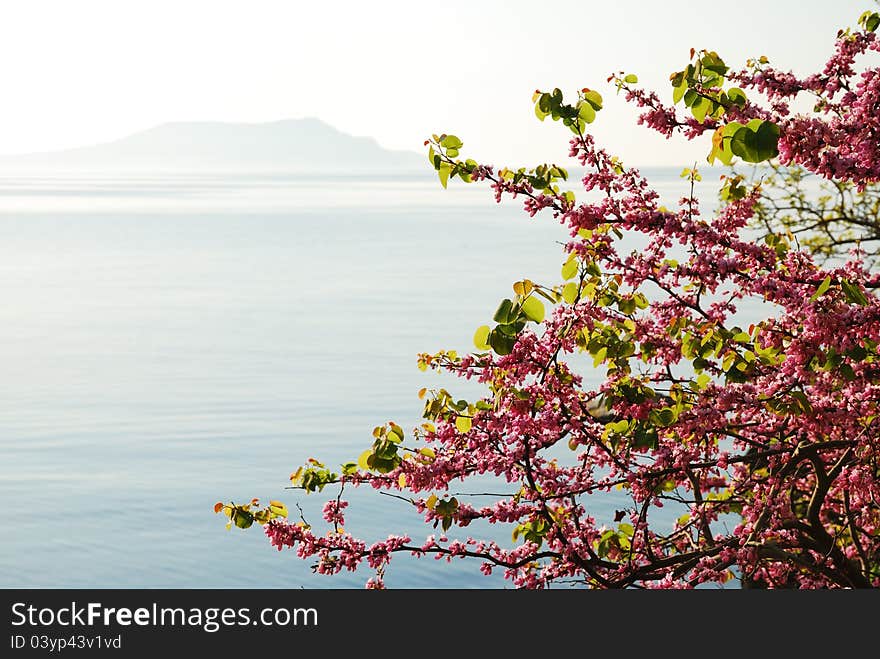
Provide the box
[623,26,880,186]
[223,13,880,588]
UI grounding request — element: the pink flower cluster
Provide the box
[734,31,880,185]
[321,499,348,526]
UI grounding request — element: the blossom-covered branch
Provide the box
[219,10,880,589]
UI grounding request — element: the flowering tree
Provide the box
[218,10,880,588]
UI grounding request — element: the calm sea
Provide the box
[0,168,731,588]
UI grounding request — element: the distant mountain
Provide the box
[0,118,424,173]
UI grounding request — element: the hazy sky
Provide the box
[0,0,873,165]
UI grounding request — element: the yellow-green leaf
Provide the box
[455,415,472,433]
[438,163,452,189]
[268,501,288,517]
[473,325,491,350]
[521,296,545,323]
[809,275,832,303]
[583,89,603,110]
[578,102,596,124]
[561,257,578,280]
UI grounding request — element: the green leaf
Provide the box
[752,120,780,160]
[455,415,472,433]
[700,51,728,76]
[840,279,870,306]
[632,424,659,449]
[692,97,710,122]
[473,325,491,350]
[651,407,676,427]
[846,345,868,362]
[727,87,747,106]
[521,296,545,323]
[493,298,515,324]
[809,275,832,302]
[562,282,579,304]
[268,501,288,517]
[860,10,880,32]
[790,391,813,414]
[497,320,525,336]
[488,329,517,355]
[708,125,735,165]
[672,78,688,104]
[561,257,578,280]
[608,419,629,434]
[707,121,743,165]
[583,89,603,110]
[721,121,744,138]
[578,101,596,124]
[438,163,452,188]
[538,93,552,113]
[623,74,638,84]
[729,120,779,163]
[440,135,463,149]
[233,510,254,529]
[371,455,400,474]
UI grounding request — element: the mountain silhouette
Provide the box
[0,118,424,173]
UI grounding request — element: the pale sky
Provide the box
[0,0,872,166]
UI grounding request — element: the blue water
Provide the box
[0,168,728,588]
